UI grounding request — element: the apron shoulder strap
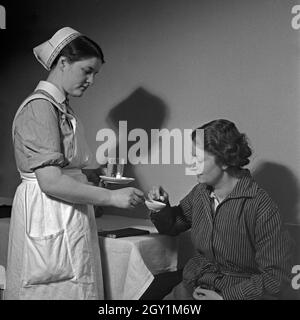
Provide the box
[12,92,71,143]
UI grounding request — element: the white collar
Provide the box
[35,81,66,104]
[210,191,221,204]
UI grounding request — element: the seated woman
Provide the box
[148,119,292,300]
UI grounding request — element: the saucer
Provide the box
[99,176,135,184]
[145,200,167,211]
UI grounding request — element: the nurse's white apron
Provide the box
[6,92,104,300]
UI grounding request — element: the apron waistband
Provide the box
[20,172,37,182]
[20,168,84,182]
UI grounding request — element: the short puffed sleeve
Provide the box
[14,99,67,172]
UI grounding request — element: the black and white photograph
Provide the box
[0,0,299,310]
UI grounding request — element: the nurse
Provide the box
[6,27,144,300]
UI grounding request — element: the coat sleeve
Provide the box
[150,185,199,236]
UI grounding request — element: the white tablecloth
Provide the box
[96,215,180,300]
[0,214,192,300]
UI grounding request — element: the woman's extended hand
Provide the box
[110,187,145,209]
[148,186,169,203]
[193,287,223,300]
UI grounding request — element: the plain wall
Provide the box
[0,0,299,224]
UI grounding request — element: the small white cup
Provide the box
[145,199,166,212]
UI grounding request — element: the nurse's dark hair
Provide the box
[191,119,252,168]
[51,35,105,68]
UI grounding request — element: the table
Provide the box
[96,215,185,300]
[0,215,192,300]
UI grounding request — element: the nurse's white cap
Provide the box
[33,27,82,70]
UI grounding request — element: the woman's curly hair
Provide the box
[192,119,252,168]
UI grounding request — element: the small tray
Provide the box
[99,176,135,184]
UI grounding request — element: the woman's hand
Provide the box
[110,187,145,209]
[193,287,223,300]
[148,186,169,203]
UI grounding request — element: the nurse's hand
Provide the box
[148,186,169,203]
[111,187,145,209]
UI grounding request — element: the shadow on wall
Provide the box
[103,87,169,218]
[253,161,300,224]
[253,161,300,300]
[0,99,20,196]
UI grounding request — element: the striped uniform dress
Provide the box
[150,170,292,300]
